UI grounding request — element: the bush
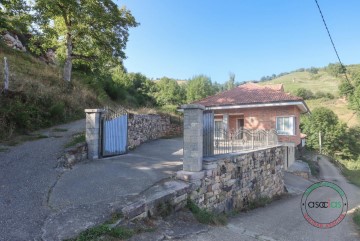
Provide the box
[293,88,314,100]
[103,78,127,101]
[159,105,179,114]
[307,67,319,74]
[49,102,65,120]
[314,91,335,99]
[186,199,227,225]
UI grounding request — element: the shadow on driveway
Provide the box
[49,137,183,209]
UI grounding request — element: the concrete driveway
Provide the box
[0,119,183,241]
[45,137,184,240]
[49,138,183,209]
[182,156,360,241]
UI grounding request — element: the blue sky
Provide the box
[115,0,360,83]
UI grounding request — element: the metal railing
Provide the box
[210,128,279,156]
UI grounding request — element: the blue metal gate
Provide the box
[101,108,128,157]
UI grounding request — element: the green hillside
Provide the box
[260,70,340,96]
[260,69,359,127]
[0,43,104,139]
[306,98,358,127]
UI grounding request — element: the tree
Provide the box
[0,0,32,35]
[337,70,360,113]
[326,63,346,77]
[212,81,225,93]
[338,80,354,97]
[186,75,214,102]
[154,77,185,106]
[33,0,138,82]
[225,72,235,90]
[301,107,348,157]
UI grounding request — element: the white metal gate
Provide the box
[101,108,128,157]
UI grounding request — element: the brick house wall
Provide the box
[214,105,302,145]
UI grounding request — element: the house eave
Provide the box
[204,101,310,114]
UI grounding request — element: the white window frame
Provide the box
[276,116,296,136]
[214,120,223,139]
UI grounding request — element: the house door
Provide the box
[236,118,244,139]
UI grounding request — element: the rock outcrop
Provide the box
[2,32,26,52]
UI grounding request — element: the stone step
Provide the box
[121,179,192,220]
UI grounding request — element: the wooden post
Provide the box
[319,131,322,154]
[4,57,9,94]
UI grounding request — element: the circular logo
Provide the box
[301,181,348,228]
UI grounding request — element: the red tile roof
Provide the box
[264,83,284,91]
[193,82,303,107]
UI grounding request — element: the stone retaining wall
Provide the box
[188,146,285,213]
[128,114,182,149]
[57,143,87,168]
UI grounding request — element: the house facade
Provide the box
[193,82,310,168]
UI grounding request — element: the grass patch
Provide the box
[246,196,272,210]
[342,168,360,187]
[353,208,360,228]
[186,199,227,226]
[65,133,85,148]
[306,98,359,127]
[1,133,48,146]
[66,214,156,241]
[337,159,360,187]
[0,146,9,152]
[6,140,19,146]
[66,224,134,241]
[104,212,123,225]
[0,42,101,140]
[53,128,68,132]
[35,134,49,139]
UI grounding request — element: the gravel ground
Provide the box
[0,120,85,241]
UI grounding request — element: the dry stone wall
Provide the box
[128,114,182,149]
[189,146,285,213]
[122,146,286,220]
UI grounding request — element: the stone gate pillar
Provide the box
[85,109,104,160]
[177,104,205,183]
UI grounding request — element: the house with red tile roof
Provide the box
[192,82,310,168]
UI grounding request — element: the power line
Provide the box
[314,0,359,122]
[314,0,352,86]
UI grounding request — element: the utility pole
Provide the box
[319,131,322,154]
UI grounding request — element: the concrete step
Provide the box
[121,179,192,220]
